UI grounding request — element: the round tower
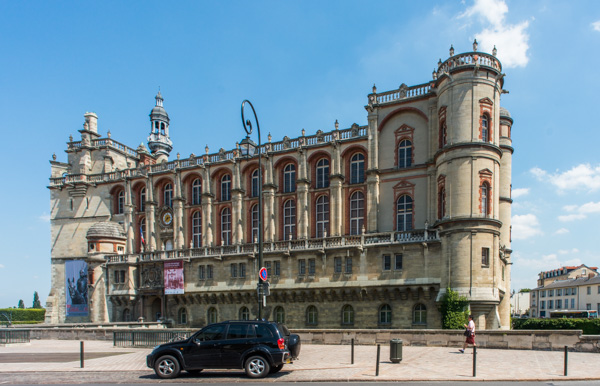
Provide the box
[147,91,173,162]
[433,42,512,329]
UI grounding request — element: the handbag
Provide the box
[463,328,469,337]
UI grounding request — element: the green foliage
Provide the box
[513,318,600,335]
[440,287,470,329]
[519,288,530,293]
[0,308,45,322]
[32,291,42,309]
[18,300,25,309]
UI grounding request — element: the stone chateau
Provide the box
[47,43,514,330]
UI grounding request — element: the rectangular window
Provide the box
[199,266,205,280]
[572,287,577,295]
[557,289,562,296]
[345,257,352,274]
[382,255,391,271]
[587,286,592,295]
[231,263,238,278]
[207,265,213,279]
[394,254,403,270]
[540,300,545,309]
[557,299,562,308]
[565,288,570,296]
[541,290,545,298]
[532,292,536,298]
[481,248,490,266]
[598,286,600,294]
[334,257,342,273]
[265,261,271,277]
[548,300,554,309]
[548,289,554,296]
[239,263,246,278]
[308,259,316,275]
[586,303,592,310]
[298,259,306,276]
[571,298,575,309]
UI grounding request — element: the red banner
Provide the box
[164,260,184,294]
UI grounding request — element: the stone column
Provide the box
[173,170,185,249]
[232,161,244,244]
[202,166,213,246]
[146,175,157,251]
[124,179,135,253]
[297,149,309,238]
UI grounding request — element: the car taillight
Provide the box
[277,338,285,350]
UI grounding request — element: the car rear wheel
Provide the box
[154,355,181,379]
[270,364,284,374]
[245,355,270,378]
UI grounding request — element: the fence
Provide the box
[0,329,30,344]
[113,330,192,347]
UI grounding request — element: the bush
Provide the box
[513,318,600,335]
[0,308,45,322]
[440,287,470,329]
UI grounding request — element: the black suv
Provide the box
[146,320,301,379]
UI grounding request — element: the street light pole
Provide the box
[240,100,264,320]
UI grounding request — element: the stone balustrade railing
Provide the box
[437,51,501,76]
[373,82,433,105]
[105,229,440,264]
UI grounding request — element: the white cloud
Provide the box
[558,201,600,222]
[531,164,600,192]
[460,0,530,68]
[579,201,600,214]
[558,213,586,222]
[558,248,579,255]
[0,264,4,269]
[516,252,581,272]
[39,213,51,222]
[592,20,600,31]
[554,228,569,235]
[512,188,529,198]
[512,213,543,240]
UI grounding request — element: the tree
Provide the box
[440,287,470,329]
[18,300,25,309]
[33,291,42,309]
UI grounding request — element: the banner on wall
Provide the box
[65,260,89,316]
[164,260,184,295]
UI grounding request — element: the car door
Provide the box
[219,323,255,367]
[186,324,225,368]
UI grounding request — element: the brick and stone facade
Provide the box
[46,45,514,330]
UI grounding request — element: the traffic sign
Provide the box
[259,267,268,281]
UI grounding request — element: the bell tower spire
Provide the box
[147,91,173,162]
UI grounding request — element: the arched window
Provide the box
[160,122,166,135]
[239,306,249,321]
[306,305,318,325]
[251,204,259,243]
[207,307,218,324]
[122,308,131,322]
[439,120,447,148]
[221,174,231,201]
[274,306,285,323]
[482,114,489,142]
[413,304,427,324]
[342,304,354,325]
[396,195,413,231]
[117,190,125,214]
[350,153,365,184]
[192,178,202,205]
[481,183,490,217]
[438,187,446,219]
[316,158,330,189]
[349,191,364,235]
[397,140,412,168]
[178,307,187,324]
[192,211,202,248]
[283,200,296,240]
[221,207,232,245]
[140,187,146,212]
[379,304,392,325]
[315,195,329,238]
[164,183,173,208]
[283,164,296,193]
[251,169,260,198]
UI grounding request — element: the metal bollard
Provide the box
[351,338,354,364]
[472,346,476,377]
[564,346,568,376]
[80,341,84,368]
[375,344,380,376]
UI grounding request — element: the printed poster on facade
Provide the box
[164,260,184,294]
[65,260,89,316]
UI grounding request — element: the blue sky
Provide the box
[1,0,599,308]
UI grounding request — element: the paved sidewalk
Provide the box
[1,339,599,382]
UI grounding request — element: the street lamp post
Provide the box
[240,100,264,320]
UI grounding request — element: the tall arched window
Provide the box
[192,178,202,205]
[274,306,285,323]
[315,195,329,238]
[379,304,392,325]
[251,169,260,198]
[306,305,318,325]
[316,158,330,188]
[164,183,173,208]
[221,174,231,201]
[239,306,249,321]
[438,187,446,219]
[221,207,232,245]
[349,191,364,235]
[342,304,354,325]
[396,195,413,231]
[481,183,490,217]
[122,308,131,322]
[192,211,202,248]
[397,140,412,168]
[413,304,427,324]
[178,307,187,324]
[439,120,447,148]
[140,187,146,212]
[350,153,365,184]
[283,200,296,240]
[283,164,296,193]
[207,307,218,324]
[251,204,259,242]
[117,190,125,214]
[482,114,489,142]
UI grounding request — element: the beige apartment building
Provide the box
[46,44,514,330]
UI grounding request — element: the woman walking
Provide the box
[459,315,476,353]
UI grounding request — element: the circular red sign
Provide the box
[259,267,268,281]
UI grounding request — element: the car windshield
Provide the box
[277,323,291,336]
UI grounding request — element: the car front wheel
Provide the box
[245,355,271,378]
[154,355,181,379]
